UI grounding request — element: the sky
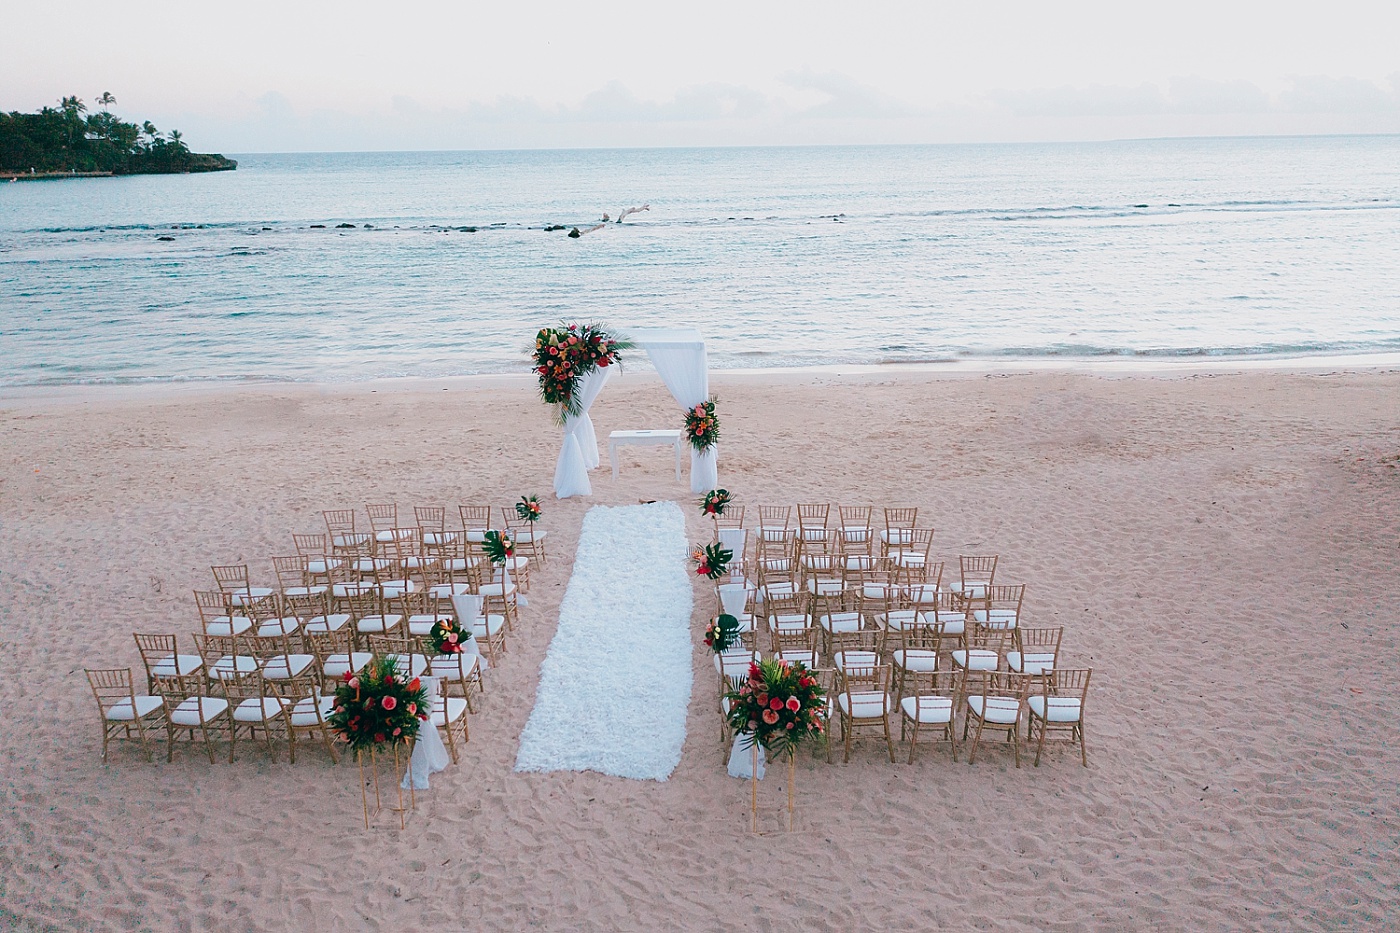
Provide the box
[3,0,1398,152]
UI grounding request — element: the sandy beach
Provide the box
[3,366,1399,931]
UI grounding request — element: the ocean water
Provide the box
[2,136,1398,386]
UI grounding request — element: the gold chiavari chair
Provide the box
[836,505,873,555]
[1028,668,1093,767]
[458,503,495,556]
[85,668,168,762]
[211,563,278,621]
[958,554,999,608]
[132,632,204,697]
[365,502,400,547]
[962,670,1032,767]
[302,626,372,691]
[293,532,343,585]
[835,659,895,763]
[890,528,935,585]
[220,664,292,763]
[764,590,812,657]
[900,668,959,763]
[194,589,252,637]
[273,554,329,620]
[501,506,549,566]
[323,509,371,558]
[795,502,831,561]
[1007,626,1062,676]
[166,676,232,764]
[879,507,918,556]
[972,583,1025,633]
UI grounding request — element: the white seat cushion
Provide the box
[352,558,391,573]
[234,697,288,722]
[255,616,300,638]
[966,695,1021,724]
[472,614,506,638]
[775,650,816,668]
[306,558,342,575]
[769,613,809,632]
[1028,695,1082,722]
[204,616,252,637]
[429,653,481,679]
[834,650,878,672]
[1007,652,1055,674]
[331,533,369,548]
[323,652,373,679]
[881,609,925,631]
[714,650,758,677]
[152,653,204,678]
[907,586,941,604]
[356,614,403,633]
[107,695,165,721]
[477,582,516,598]
[901,695,953,724]
[378,579,417,597]
[431,696,470,726]
[973,609,1019,629]
[838,691,890,719]
[840,527,869,541]
[230,586,274,605]
[428,582,474,600]
[210,654,260,678]
[464,530,489,543]
[881,529,914,545]
[819,612,863,634]
[762,583,797,600]
[261,654,315,680]
[303,613,351,633]
[289,694,336,727]
[385,653,427,677]
[891,649,938,672]
[513,528,547,544]
[408,613,452,636]
[170,696,229,726]
[933,612,966,635]
[951,649,999,671]
[282,585,327,598]
[861,584,894,600]
[806,578,843,596]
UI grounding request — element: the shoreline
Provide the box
[5,350,1400,410]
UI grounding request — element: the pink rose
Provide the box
[786,722,794,730]
[762,709,779,725]
[381,695,397,711]
[786,697,800,712]
[407,702,417,715]
[347,677,360,690]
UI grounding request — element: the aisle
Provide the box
[514,501,694,781]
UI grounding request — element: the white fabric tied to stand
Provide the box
[553,366,613,499]
[728,736,765,779]
[403,676,450,790]
[633,328,718,494]
[718,582,749,617]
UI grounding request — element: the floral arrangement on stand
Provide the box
[703,613,741,654]
[684,398,721,451]
[699,488,732,518]
[532,323,631,421]
[481,529,515,565]
[725,658,828,832]
[427,616,469,656]
[515,494,543,523]
[691,541,733,580]
[328,656,428,752]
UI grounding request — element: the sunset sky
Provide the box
[4,0,1397,151]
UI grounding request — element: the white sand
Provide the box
[2,368,1399,929]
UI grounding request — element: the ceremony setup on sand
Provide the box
[85,325,1094,839]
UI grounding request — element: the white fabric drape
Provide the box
[639,335,717,493]
[552,366,613,498]
[403,676,450,790]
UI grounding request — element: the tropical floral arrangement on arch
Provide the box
[532,323,632,422]
[481,529,515,565]
[692,541,733,580]
[515,494,543,523]
[725,658,826,761]
[328,656,429,753]
[684,398,721,451]
[427,616,470,656]
[699,488,732,518]
[703,613,741,654]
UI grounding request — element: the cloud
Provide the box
[1167,76,1269,115]
[990,82,1168,118]
[1279,75,1399,113]
[782,71,925,120]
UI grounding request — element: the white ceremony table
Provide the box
[608,429,683,481]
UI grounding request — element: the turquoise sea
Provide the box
[2,136,1398,386]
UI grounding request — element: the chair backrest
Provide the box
[366,631,413,656]
[716,527,747,564]
[458,504,493,532]
[194,589,237,627]
[1042,668,1092,708]
[211,563,251,594]
[715,504,745,529]
[963,669,1032,706]
[757,505,791,530]
[838,505,872,529]
[365,502,398,533]
[293,533,329,558]
[414,505,445,532]
[838,660,889,695]
[272,554,311,591]
[86,667,140,713]
[883,507,918,530]
[797,503,829,529]
[450,593,483,628]
[973,583,1025,628]
[765,590,809,626]
[1016,625,1062,657]
[905,667,958,701]
[960,554,998,587]
[901,527,935,556]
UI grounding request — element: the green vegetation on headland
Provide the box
[0,93,235,178]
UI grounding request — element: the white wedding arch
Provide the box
[552,327,718,499]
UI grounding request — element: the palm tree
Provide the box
[97,91,116,112]
[142,121,158,144]
[167,129,184,149]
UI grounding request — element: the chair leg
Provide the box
[968,715,985,765]
[1034,715,1048,767]
[907,718,919,764]
[1078,723,1088,767]
[884,716,895,763]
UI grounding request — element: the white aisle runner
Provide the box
[514,501,694,781]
